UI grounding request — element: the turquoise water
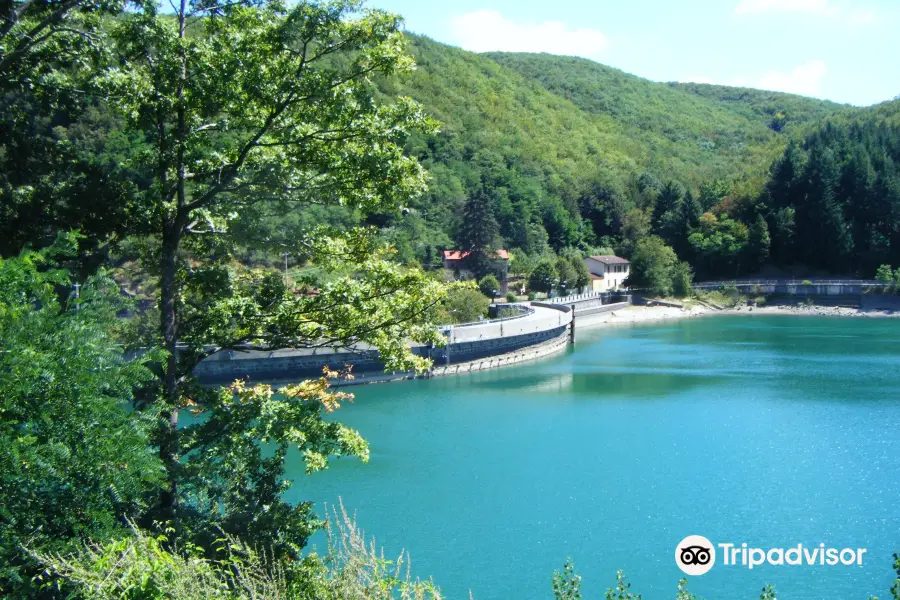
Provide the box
[286,316,900,600]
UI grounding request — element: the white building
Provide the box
[584,255,630,291]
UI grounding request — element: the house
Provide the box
[442,249,510,293]
[441,249,510,270]
[584,255,630,291]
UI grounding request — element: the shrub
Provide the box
[440,286,489,324]
[528,259,557,294]
[671,261,694,298]
[477,274,501,298]
[505,292,517,303]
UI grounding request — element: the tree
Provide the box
[554,257,577,295]
[618,208,652,257]
[0,0,147,263]
[876,264,894,282]
[671,261,694,298]
[569,256,591,291]
[747,214,771,268]
[0,0,123,84]
[441,285,489,323]
[795,146,852,269]
[478,274,501,298]
[528,258,557,294]
[653,180,684,229]
[626,236,678,296]
[93,0,448,555]
[0,237,163,595]
[688,213,749,277]
[460,186,500,277]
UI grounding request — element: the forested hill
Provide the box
[669,81,849,132]
[362,34,892,271]
[485,52,846,179]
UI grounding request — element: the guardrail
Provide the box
[439,303,535,330]
[693,279,889,289]
[547,291,603,304]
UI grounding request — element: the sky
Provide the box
[365,0,898,106]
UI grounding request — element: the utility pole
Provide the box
[73,282,81,313]
[282,252,289,285]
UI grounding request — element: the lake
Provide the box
[286,315,900,600]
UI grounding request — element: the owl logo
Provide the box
[675,535,716,575]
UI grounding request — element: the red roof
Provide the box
[442,249,509,261]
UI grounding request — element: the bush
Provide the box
[505,292,517,303]
[440,286,490,324]
[671,261,693,298]
[528,259,557,294]
[34,503,441,600]
[554,258,577,295]
[477,274,501,298]
[568,256,591,291]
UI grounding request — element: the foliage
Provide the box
[626,236,678,296]
[552,559,581,600]
[675,579,696,600]
[759,584,777,600]
[688,213,750,277]
[34,502,441,600]
[876,264,895,282]
[478,274,501,298]
[460,186,500,277]
[892,553,900,600]
[671,261,694,297]
[177,378,369,558]
[604,570,641,600]
[760,119,900,274]
[77,0,454,557]
[0,237,163,596]
[554,257,577,295]
[570,256,591,291]
[438,284,489,324]
[528,259,557,294]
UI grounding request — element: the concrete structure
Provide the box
[584,255,630,291]
[193,303,573,386]
[191,290,638,387]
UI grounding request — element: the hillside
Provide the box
[669,82,850,133]
[484,52,822,182]
[364,35,864,261]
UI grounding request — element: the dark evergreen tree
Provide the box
[460,186,500,277]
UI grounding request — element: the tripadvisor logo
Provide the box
[675,535,867,575]
[676,535,716,576]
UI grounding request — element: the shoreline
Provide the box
[574,302,900,330]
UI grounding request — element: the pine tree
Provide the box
[460,186,499,277]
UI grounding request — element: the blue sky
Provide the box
[366,0,898,106]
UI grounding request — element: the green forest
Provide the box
[2,0,900,598]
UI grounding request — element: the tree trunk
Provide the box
[158,223,180,519]
[157,0,189,520]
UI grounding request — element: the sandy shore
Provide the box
[576,304,712,329]
[575,302,900,330]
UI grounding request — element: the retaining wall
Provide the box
[193,311,571,385]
